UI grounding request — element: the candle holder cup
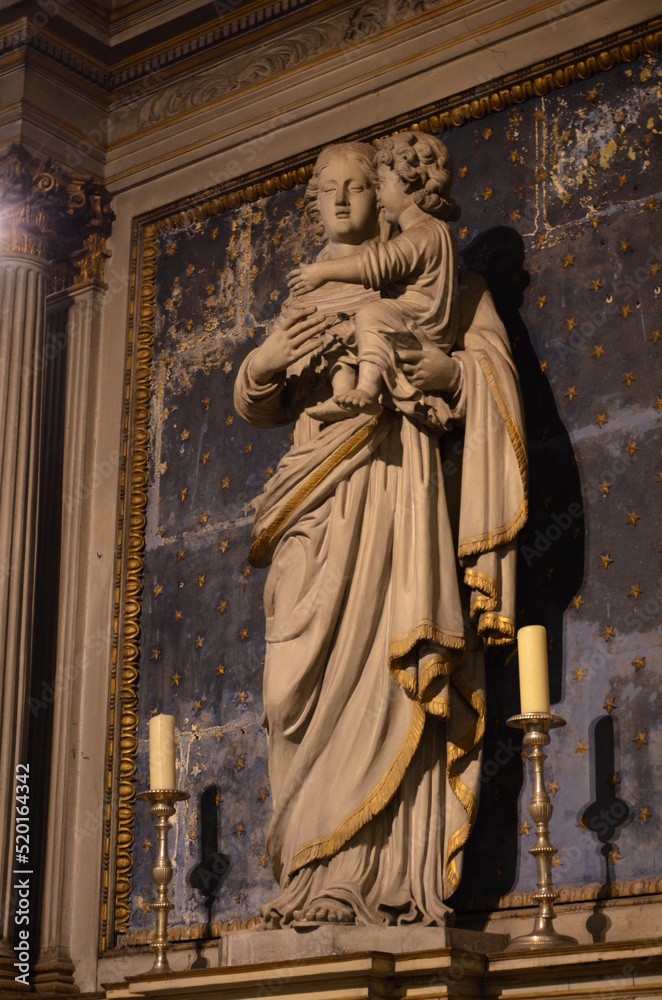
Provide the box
[506,713,577,951]
[137,789,190,974]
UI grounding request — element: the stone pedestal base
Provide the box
[102,932,662,999]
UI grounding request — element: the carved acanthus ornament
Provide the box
[0,145,114,286]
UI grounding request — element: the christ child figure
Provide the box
[288,131,461,423]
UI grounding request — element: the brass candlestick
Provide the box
[506,713,577,950]
[137,789,189,974]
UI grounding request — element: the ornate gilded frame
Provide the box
[101,18,662,952]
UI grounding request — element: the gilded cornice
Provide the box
[0,145,114,284]
[104,18,662,952]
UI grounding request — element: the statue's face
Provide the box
[316,155,378,245]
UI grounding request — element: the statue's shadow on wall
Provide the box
[450,227,585,923]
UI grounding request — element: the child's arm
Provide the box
[287,255,364,295]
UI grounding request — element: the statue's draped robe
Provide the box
[234,272,527,926]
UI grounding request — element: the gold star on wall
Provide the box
[599,553,613,569]
[234,821,245,838]
[565,318,576,332]
[173,610,182,621]
[576,817,587,832]
[244,443,253,454]
[218,600,228,614]
[458,166,468,178]
[633,730,648,749]
[235,756,245,771]
[591,344,605,359]
[563,253,575,267]
[221,476,230,489]
[594,413,608,428]
[258,787,268,802]
[628,584,642,600]
[482,187,493,201]
[180,429,190,441]
[194,635,203,649]
[622,371,636,385]
[153,584,163,598]
[171,673,181,686]
[646,196,657,211]
[193,700,202,713]
[239,628,249,640]
[201,451,210,465]
[619,240,630,252]
[608,848,622,864]
[632,656,646,671]
[575,740,588,757]
[459,226,469,239]
[601,624,615,642]
[177,549,185,560]
[547,780,559,797]
[604,697,616,714]
[607,772,620,788]
[590,278,602,292]
[216,664,225,677]
[216,728,223,742]
[572,667,587,683]
[219,539,229,552]
[626,440,638,456]
[238,691,248,704]
[599,480,611,495]
[200,512,209,524]
[225,414,234,426]
[571,595,584,610]
[654,398,662,413]
[242,565,251,578]
[520,821,532,836]
[552,855,563,871]
[180,487,188,502]
[537,295,546,309]
[483,127,492,140]
[143,839,152,851]
[151,649,161,661]
[649,328,660,342]
[638,807,651,823]
[565,386,577,400]
[198,575,205,587]
[258,853,268,867]
[202,397,211,409]
[626,511,640,526]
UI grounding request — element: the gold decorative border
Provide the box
[104,18,662,950]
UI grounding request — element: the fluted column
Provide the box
[0,253,50,991]
[32,278,106,996]
[0,145,114,994]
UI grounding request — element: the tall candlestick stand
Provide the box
[506,713,577,950]
[136,790,189,974]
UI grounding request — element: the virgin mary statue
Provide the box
[234,139,527,927]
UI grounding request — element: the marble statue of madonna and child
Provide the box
[234,132,528,928]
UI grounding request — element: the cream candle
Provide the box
[517,625,550,715]
[149,714,176,790]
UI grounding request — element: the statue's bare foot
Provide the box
[305,392,380,423]
[292,899,355,925]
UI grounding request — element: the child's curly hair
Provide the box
[375,132,461,222]
[305,142,378,240]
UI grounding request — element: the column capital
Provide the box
[0,145,114,286]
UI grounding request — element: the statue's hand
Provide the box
[251,305,328,385]
[287,264,326,295]
[398,345,461,394]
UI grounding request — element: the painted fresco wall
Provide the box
[126,51,662,939]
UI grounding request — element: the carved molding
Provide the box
[103,17,662,952]
[136,0,447,128]
[0,145,114,285]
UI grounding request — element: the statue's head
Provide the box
[306,142,380,246]
[375,131,461,222]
